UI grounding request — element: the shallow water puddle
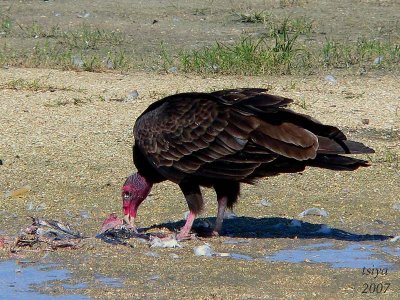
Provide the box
[266,242,398,269]
[0,260,87,300]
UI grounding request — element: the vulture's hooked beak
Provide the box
[122,192,139,233]
[123,214,138,233]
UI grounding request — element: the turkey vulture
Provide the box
[122,88,374,240]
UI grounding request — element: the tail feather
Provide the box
[308,154,370,171]
[342,140,375,154]
[318,137,375,155]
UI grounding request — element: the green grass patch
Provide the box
[322,38,400,69]
[1,15,12,35]
[59,25,125,50]
[279,0,305,8]
[180,18,310,75]
[0,78,76,92]
[18,22,62,38]
[235,10,313,36]
[375,147,400,170]
[0,6,13,36]
[178,16,399,75]
[0,16,398,75]
[0,22,132,72]
[236,11,271,24]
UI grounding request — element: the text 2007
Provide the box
[362,283,390,294]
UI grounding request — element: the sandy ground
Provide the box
[0,1,399,299]
[0,67,399,299]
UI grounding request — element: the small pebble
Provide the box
[170,253,179,259]
[64,210,73,217]
[324,75,336,84]
[168,66,178,74]
[80,211,90,219]
[26,202,46,211]
[393,203,400,211]
[373,56,384,64]
[390,236,400,242]
[260,199,272,207]
[77,11,90,18]
[126,90,139,102]
[361,118,370,125]
[211,64,219,72]
[193,244,215,257]
[299,207,329,218]
[147,275,160,281]
[27,202,34,211]
[72,56,84,68]
[145,251,160,258]
[103,58,114,70]
[36,203,46,211]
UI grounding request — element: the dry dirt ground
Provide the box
[0,67,399,299]
[1,0,400,68]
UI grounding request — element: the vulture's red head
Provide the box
[122,173,152,231]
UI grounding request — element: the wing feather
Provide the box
[134,89,369,182]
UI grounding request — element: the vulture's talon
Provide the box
[176,232,196,241]
[125,224,138,233]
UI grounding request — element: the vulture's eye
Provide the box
[123,192,132,200]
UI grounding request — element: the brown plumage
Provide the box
[122,88,374,239]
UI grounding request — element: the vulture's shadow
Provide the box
[145,216,392,241]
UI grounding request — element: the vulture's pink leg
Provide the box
[212,196,228,236]
[177,211,196,240]
[178,182,203,240]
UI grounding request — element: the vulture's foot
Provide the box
[177,210,196,241]
[176,231,197,241]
